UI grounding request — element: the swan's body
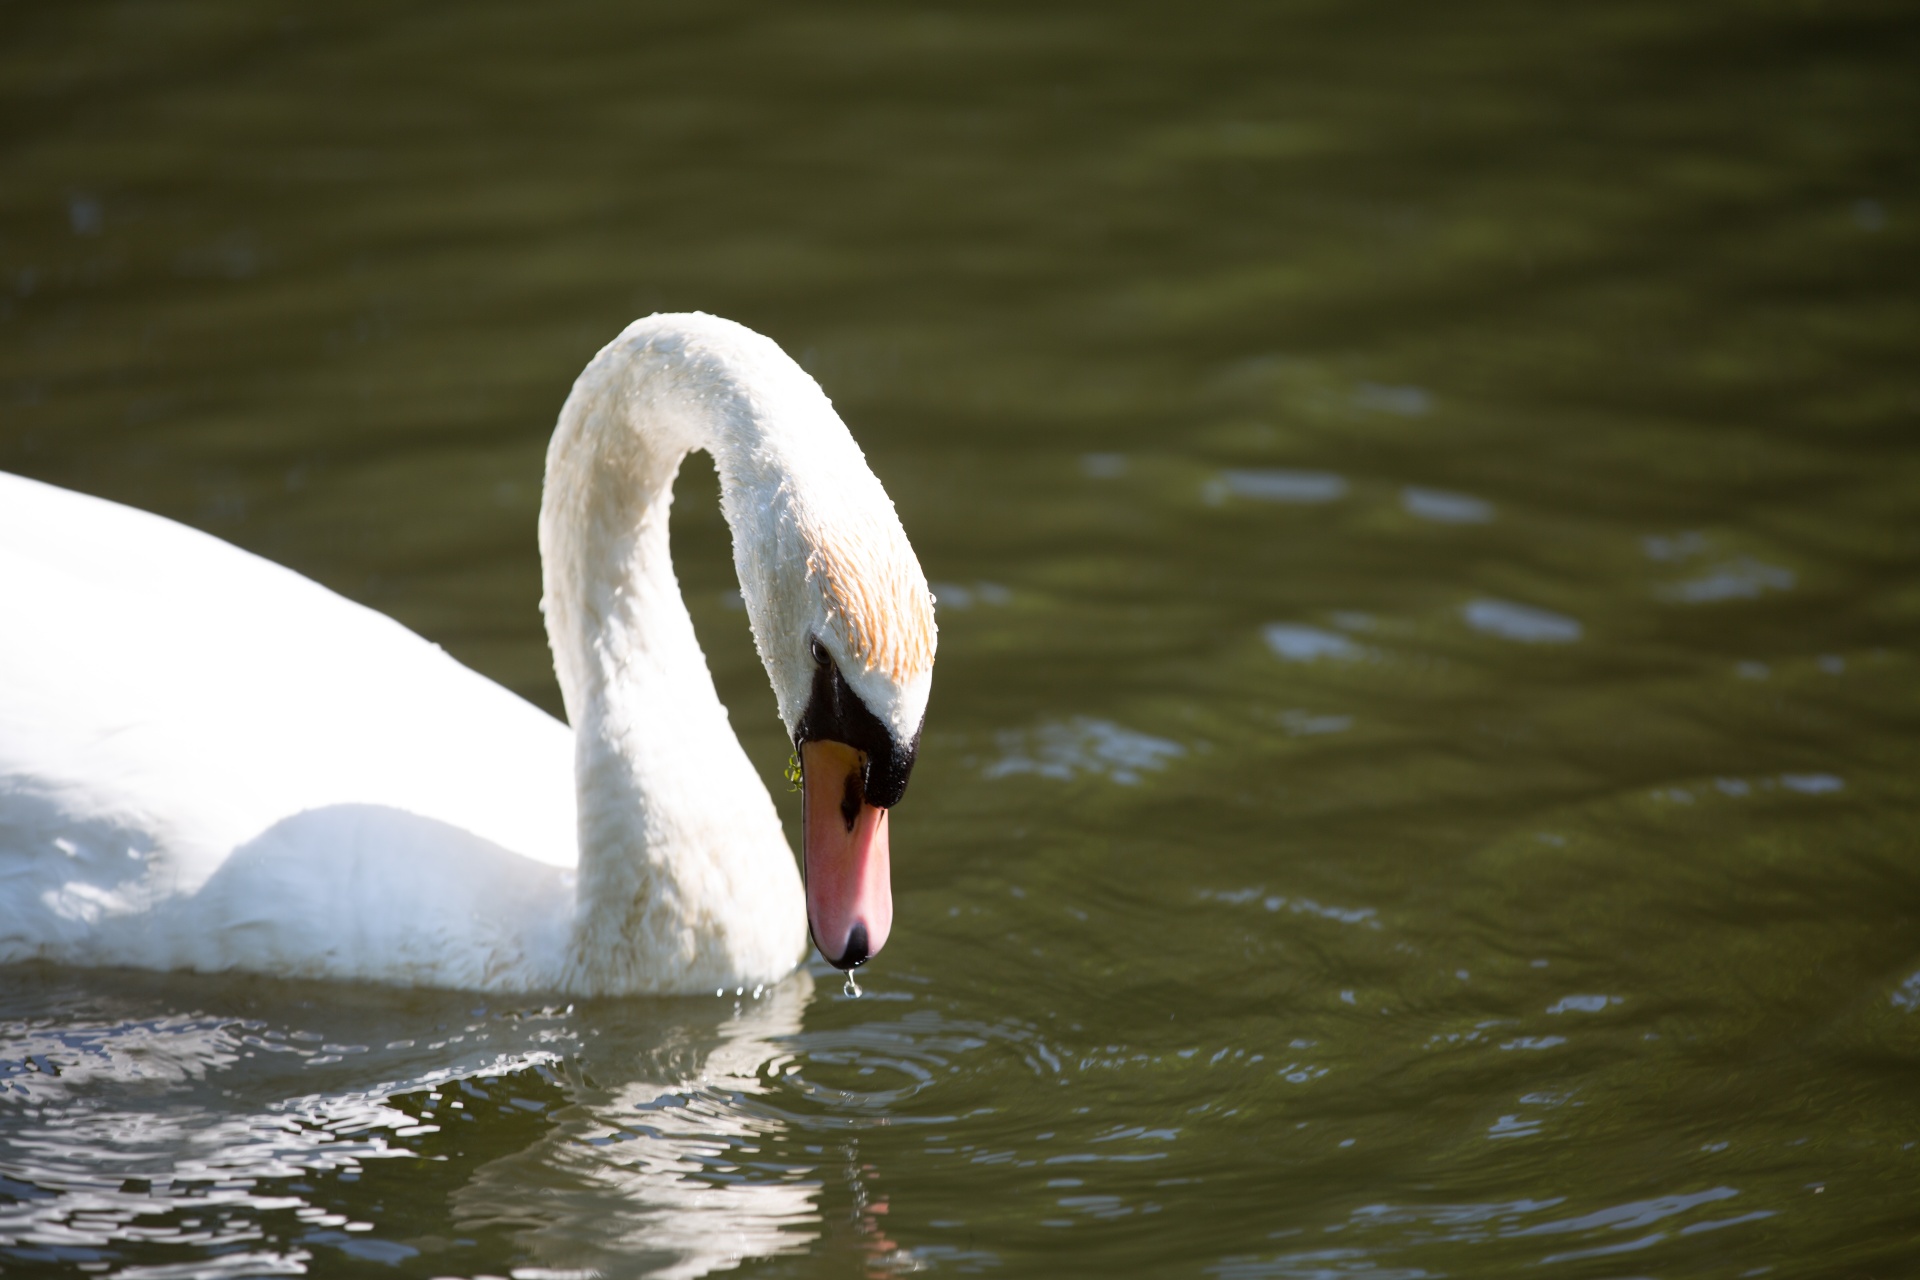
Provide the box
[0,314,935,995]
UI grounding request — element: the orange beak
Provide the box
[801,740,894,969]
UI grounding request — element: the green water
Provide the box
[4,0,1919,1275]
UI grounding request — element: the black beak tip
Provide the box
[826,922,871,971]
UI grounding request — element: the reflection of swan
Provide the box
[0,314,936,994]
[452,972,821,1280]
[0,968,828,1279]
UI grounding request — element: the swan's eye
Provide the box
[809,636,832,669]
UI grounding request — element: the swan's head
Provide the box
[749,473,936,974]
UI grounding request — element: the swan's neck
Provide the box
[538,318,820,993]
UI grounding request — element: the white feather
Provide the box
[0,313,932,994]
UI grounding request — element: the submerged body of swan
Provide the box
[0,314,936,995]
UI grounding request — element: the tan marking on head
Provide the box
[804,519,936,681]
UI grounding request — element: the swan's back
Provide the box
[0,472,578,987]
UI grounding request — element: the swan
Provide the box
[0,313,935,995]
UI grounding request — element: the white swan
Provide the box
[0,313,936,995]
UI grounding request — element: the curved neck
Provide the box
[537,316,818,994]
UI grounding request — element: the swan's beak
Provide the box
[801,740,893,970]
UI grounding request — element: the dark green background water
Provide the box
[3,1,1918,1276]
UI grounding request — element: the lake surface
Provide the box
[3,0,1918,1276]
